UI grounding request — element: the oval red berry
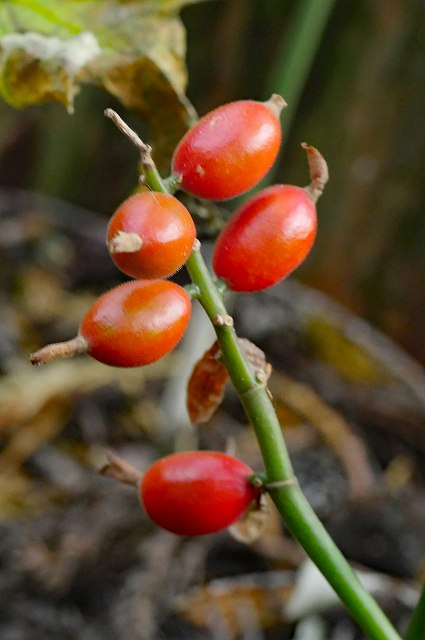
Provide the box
[79,279,191,367]
[172,96,284,201]
[140,451,258,536]
[107,192,196,279]
[212,185,317,292]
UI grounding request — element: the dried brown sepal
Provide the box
[100,450,142,487]
[228,494,270,544]
[108,230,143,254]
[238,338,272,384]
[302,143,329,204]
[187,341,229,424]
[265,93,287,118]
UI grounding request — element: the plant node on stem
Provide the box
[265,476,298,490]
[184,283,201,299]
[30,335,88,365]
[302,142,329,203]
[214,314,234,327]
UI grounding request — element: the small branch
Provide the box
[302,142,329,203]
[104,108,151,156]
[30,335,88,366]
[100,450,142,488]
[104,108,168,193]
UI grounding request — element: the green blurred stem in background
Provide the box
[405,580,425,640]
[264,0,337,179]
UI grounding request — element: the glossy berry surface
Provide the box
[171,95,284,201]
[140,451,258,536]
[79,279,191,367]
[212,185,317,292]
[107,192,196,279]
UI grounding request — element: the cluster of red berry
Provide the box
[30,94,327,536]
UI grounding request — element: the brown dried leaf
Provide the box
[187,341,229,424]
[0,357,169,431]
[238,337,272,384]
[228,493,269,544]
[173,570,293,634]
[187,338,272,424]
[0,1,199,170]
[250,496,305,567]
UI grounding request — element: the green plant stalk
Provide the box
[140,132,402,640]
[265,0,337,141]
[184,248,401,640]
[405,579,425,640]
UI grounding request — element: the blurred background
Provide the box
[0,1,424,639]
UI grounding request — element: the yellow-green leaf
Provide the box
[0,0,202,166]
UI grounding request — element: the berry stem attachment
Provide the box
[101,451,142,487]
[265,93,288,118]
[30,335,88,365]
[302,142,329,203]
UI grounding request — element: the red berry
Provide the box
[212,185,317,292]
[80,280,191,367]
[171,95,285,201]
[107,192,196,279]
[30,280,192,368]
[140,451,258,536]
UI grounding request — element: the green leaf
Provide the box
[0,0,202,167]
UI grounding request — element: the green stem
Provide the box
[111,111,402,640]
[185,245,254,393]
[265,0,337,140]
[185,248,401,640]
[405,580,425,640]
[142,160,167,194]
